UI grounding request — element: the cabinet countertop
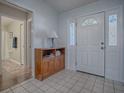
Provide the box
[35,47,65,51]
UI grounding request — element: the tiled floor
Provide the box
[0,70,124,93]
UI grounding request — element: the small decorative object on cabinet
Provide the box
[35,48,65,80]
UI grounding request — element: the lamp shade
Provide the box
[48,31,58,38]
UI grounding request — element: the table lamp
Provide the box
[48,31,58,48]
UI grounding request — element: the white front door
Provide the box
[77,12,105,76]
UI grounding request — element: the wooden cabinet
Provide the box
[42,58,49,79]
[35,48,65,80]
[55,56,61,72]
[60,55,65,70]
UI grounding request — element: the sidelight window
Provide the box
[109,14,117,46]
[69,22,76,46]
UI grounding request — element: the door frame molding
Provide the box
[26,17,32,69]
[0,15,2,75]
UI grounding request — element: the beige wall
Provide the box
[8,21,24,63]
[1,24,9,60]
[1,19,24,64]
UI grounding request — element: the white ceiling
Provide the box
[44,0,98,12]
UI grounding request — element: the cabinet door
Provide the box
[49,58,55,75]
[43,58,49,79]
[55,56,61,72]
[60,55,65,70]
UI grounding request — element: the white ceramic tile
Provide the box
[58,86,69,93]
[84,81,94,90]
[75,82,85,87]
[1,70,124,93]
[93,86,103,93]
[40,84,51,92]
[94,83,104,88]
[104,86,114,93]
[33,89,45,93]
[95,79,104,84]
[12,87,28,93]
[71,84,83,93]
[80,88,91,93]
[64,83,74,89]
[45,88,56,93]
[68,89,79,93]
[0,89,12,93]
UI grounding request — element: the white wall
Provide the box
[6,0,59,77]
[58,0,124,82]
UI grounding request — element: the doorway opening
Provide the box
[1,16,25,68]
[0,2,32,91]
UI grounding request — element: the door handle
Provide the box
[101,42,104,45]
[101,47,104,50]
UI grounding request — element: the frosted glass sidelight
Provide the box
[109,15,117,46]
[69,23,76,46]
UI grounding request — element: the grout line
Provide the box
[26,81,47,92]
[90,77,97,93]
[113,81,116,93]
[21,82,38,93]
[77,76,89,93]
[103,78,105,93]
